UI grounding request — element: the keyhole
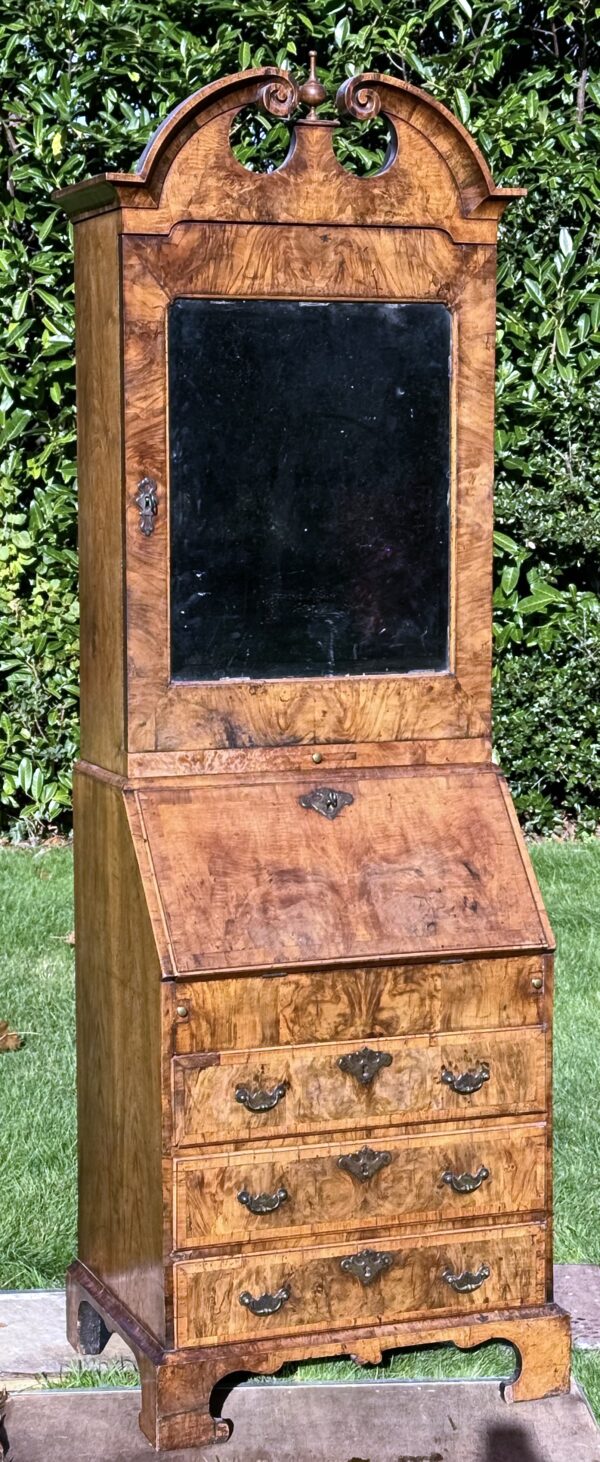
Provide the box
[327,792,338,810]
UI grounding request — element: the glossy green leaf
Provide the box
[455,87,470,123]
[334,17,350,45]
[523,279,545,308]
[559,226,574,256]
[17,758,33,794]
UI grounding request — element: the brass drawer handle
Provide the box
[340,1248,394,1286]
[443,1263,490,1293]
[239,1284,291,1316]
[442,1165,490,1194]
[441,1062,490,1095]
[235,1081,287,1112]
[237,1186,289,1214]
[338,1146,392,1182]
[299,787,353,820]
[337,1046,392,1086]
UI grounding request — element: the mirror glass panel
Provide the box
[169,299,451,681]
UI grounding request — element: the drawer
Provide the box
[173,1121,546,1249]
[174,1221,546,1347]
[168,956,547,1055]
[172,1026,546,1147]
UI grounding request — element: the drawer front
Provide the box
[169,956,546,1055]
[174,1222,546,1347]
[174,1122,546,1249]
[172,1027,546,1147]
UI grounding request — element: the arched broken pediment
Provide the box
[57,62,523,241]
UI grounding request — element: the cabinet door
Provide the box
[122,221,497,754]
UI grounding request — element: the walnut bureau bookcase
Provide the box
[58,59,570,1451]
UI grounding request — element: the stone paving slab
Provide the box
[2,1380,600,1462]
[0,1290,132,1376]
[554,1264,600,1348]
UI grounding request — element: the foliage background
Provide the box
[1,0,598,838]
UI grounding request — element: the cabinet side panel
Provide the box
[74,212,126,771]
[73,767,164,1340]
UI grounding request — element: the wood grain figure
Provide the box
[168,954,546,1052]
[172,1027,547,1147]
[173,1122,546,1250]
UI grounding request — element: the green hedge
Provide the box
[1,1,599,837]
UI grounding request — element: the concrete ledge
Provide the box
[2,1379,600,1462]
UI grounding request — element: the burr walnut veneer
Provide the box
[58,60,570,1451]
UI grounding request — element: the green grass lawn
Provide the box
[0,847,75,1289]
[1,839,599,1407]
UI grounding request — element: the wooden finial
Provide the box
[298,51,327,121]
